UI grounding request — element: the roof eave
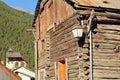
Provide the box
[32,0,41,27]
[32,0,120,27]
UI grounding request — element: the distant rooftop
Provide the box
[6,48,22,57]
[6,52,22,58]
[13,66,35,78]
[0,63,21,80]
[6,48,24,60]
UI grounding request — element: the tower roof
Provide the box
[6,49,24,61]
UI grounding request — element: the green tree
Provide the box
[0,1,35,71]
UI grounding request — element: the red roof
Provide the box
[0,64,21,80]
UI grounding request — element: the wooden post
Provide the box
[65,58,68,80]
[88,10,94,80]
[55,62,58,80]
[35,40,38,80]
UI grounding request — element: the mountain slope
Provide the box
[0,1,35,71]
[13,7,34,15]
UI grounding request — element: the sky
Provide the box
[1,0,38,12]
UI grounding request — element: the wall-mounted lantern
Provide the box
[72,24,83,38]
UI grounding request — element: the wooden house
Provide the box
[33,0,120,80]
[6,48,27,70]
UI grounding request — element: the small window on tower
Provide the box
[15,62,18,68]
[21,62,24,67]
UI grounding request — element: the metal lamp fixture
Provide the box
[72,24,83,38]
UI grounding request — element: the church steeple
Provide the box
[8,48,13,52]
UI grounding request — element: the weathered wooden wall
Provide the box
[45,15,120,80]
[37,1,76,79]
[93,24,120,80]
[38,0,75,38]
[34,0,120,80]
[48,14,79,80]
[35,0,76,62]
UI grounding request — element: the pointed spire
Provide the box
[8,48,13,52]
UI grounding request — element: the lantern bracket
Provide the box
[87,10,95,34]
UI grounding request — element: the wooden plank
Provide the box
[68,60,78,65]
[93,66,120,70]
[98,25,120,30]
[94,68,120,74]
[67,56,77,62]
[54,62,57,80]
[93,49,114,54]
[51,37,76,49]
[93,43,115,49]
[94,77,120,80]
[93,33,120,41]
[68,72,78,77]
[93,39,120,44]
[51,15,76,34]
[65,58,68,80]
[94,29,120,35]
[68,64,78,69]
[69,78,78,80]
[93,59,120,67]
[93,53,120,60]
[77,11,120,19]
[50,53,78,64]
[94,18,120,25]
[83,48,89,54]
[93,72,120,79]
[68,69,79,74]
[93,66,120,79]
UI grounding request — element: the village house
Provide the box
[6,48,27,70]
[0,63,21,80]
[13,66,35,80]
[33,0,120,80]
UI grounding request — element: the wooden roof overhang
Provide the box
[64,0,120,25]
[76,10,120,25]
[32,0,120,27]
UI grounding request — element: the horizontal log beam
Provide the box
[77,11,120,19]
[93,18,120,25]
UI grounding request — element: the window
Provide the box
[21,62,24,67]
[15,62,18,68]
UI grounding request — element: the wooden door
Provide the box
[58,60,66,80]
